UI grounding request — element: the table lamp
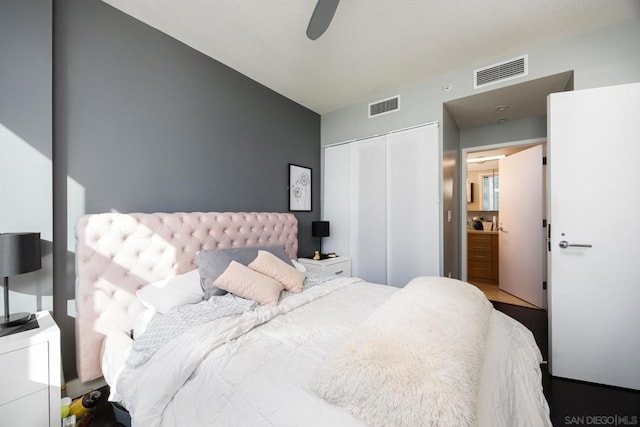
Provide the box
[312,221,330,258]
[0,232,41,328]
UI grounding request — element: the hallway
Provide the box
[470,280,540,309]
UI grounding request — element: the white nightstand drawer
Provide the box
[0,311,60,427]
[323,263,348,277]
[297,257,351,277]
[0,388,49,425]
[0,341,49,406]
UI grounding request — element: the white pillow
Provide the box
[132,308,156,339]
[136,269,203,314]
[291,259,307,273]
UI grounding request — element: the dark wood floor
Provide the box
[492,301,640,426]
[84,303,640,426]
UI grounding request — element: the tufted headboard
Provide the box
[75,212,298,382]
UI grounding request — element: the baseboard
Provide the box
[64,376,107,399]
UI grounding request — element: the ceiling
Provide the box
[445,71,573,128]
[466,145,537,172]
[101,0,639,114]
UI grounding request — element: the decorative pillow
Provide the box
[213,261,284,305]
[249,250,306,293]
[291,259,307,273]
[196,246,293,299]
[136,268,203,314]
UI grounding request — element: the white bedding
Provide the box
[113,277,551,426]
[314,277,493,426]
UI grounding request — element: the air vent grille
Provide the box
[474,55,528,89]
[369,96,400,118]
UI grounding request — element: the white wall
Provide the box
[321,18,640,278]
[321,18,640,146]
[442,107,460,278]
[460,115,547,149]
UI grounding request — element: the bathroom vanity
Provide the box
[467,230,499,285]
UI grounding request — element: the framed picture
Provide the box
[289,164,312,212]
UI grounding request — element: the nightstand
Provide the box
[0,311,61,426]
[297,256,351,277]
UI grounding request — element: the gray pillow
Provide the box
[196,246,293,299]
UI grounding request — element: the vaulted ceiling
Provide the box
[101,0,639,114]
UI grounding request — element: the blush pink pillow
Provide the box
[213,261,284,305]
[248,250,306,293]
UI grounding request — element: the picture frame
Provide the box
[289,164,312,212]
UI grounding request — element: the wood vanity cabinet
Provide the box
[467,232,499,285]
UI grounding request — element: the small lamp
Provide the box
[312,221,330,258]
[0,232,41,328]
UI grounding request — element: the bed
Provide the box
[75,212,551,426]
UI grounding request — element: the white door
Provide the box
[323,124,440,286]
[498,145,545,307]
[386,124,440,286]
[323,144,350,258]
[548,82,640,390]
[349,136,387,284]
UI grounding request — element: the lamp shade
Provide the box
[312,221,330,238]
[0,232,41,277]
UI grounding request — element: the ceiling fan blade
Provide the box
[306,0,339,40]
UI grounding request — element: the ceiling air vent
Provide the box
[369,95,400,118]
[474,55,528,89]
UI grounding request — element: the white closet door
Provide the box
[349,136,387,284]
[386,124,440,286]
[322,144,349,258]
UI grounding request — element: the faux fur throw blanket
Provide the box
[313,277,493,427]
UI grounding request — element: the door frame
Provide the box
[460,137,546,282]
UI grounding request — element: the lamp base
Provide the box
[0,312,32,328]
[309,252,337,260]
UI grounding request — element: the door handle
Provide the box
[559,240,592,249]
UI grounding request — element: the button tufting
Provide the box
[76,212,299,381]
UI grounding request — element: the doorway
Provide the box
[441,71,573,293]
[461,138,546,309]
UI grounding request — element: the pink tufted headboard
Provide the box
[75,212,298,382]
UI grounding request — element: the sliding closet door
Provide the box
[322,144,349,257]
[386,124,440,286]
[323,124,440,286]
[350,136,387,284]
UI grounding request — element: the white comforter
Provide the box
[116,277,550,426]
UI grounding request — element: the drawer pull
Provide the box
[334,270,344,275]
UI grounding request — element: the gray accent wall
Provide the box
[0,0,52,158]
[55,0,319,221]
[54,0,320,380]
[0,0,53,322]
[3,0,319,385]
